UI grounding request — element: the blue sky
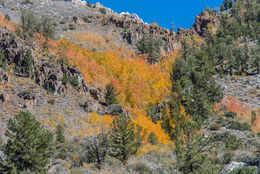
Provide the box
[87,0,223,30]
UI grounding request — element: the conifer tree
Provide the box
[23,49,34,75]
[109,113,142,164]
[0,50,6,69]
[105,83,119,105]
[148,132,158,145]
[176,122,220,174]
[0,111,53,173]
[55,124,65,143]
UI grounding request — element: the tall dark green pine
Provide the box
[105,83,119,105]
[55,124,65,143]
[109,113,142,164]
[178,122,220,174]
[0,111,53,173]
[0,50,6,69]
[23,49,34,75]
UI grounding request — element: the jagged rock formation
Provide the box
[0,0,220,54]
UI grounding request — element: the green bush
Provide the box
[70,76,79,87]
[224,111,237,118]
[209,123,221,130]
[47,98,56,105]
[82,16,92,23]
[60,20,66,24]
[222,151,233,164]
[99,8,107,15]
[228,121,252,131]
[62,74,70,85]
[4,14,10,21]
[130,163,153,174]
[227,166,258,174]
[212,132,242,150]
[69,24,76,30]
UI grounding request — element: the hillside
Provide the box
[0,0,259,173]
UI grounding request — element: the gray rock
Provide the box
[222,161,246,174]
[103,104,127,115]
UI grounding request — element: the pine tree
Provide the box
[148,132,158,145]
[23,49,34,75]
[0,50,6,69]
[109,113,141,164]
[55,124,65,143]
[105,83,119,105]
[0,111,53,173]
[177,122,220,174]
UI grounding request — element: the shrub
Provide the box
[227,166,258,174]
[130,163,153,174]
[222,151,233,164]
[82,16,92,23]
[209,123,221,130]
[47,98,56,105]
[70,76,79,86]
[99,8,107,15]
[69,24,76,30]
[4,14,10,21]
[224,111,237,118]
[60,20,66,24]
[58,56,69,65]
[62,73,70,85]
[228,121,252,131]
[55,125,65,143]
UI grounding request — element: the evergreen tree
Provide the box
[0,111,53,173]
[148,132,158,145]
[136,35,162,64]
[177,122,220,174]
[21,9,39,37]
[0,50,6,69]
[109,113,142,164]
[23,49,34,75]
[105,83,119,105]
[55,124,65,143]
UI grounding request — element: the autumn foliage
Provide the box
[35,31,178,144]
[0,13,16,32]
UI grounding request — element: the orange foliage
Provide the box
[46,37,175,143]
[217,95,260,132]
[51,38,173,110]
[130,108,170,144]
[0,13,16,32]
